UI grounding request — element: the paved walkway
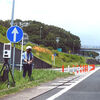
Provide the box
[0,75,79,100]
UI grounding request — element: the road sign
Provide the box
[7,26,23,43]
[52,54,54,60]
[54,53,56,56]
[89,65,95,71]
[57,48,62,52]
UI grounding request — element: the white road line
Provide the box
[51,83,63,85]
[38,86,56,89]
[64,83,71,85]
[46,68,100,100]
[57,86,68,89]
[58,80,68,83]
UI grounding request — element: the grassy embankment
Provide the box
[24,42,87,68]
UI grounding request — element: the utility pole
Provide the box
[56,37,60,50]
[40,26,42,39]
[73,40,76,54]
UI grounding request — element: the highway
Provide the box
[31,68,100,100]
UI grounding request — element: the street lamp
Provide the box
[56,37,60,49]
[40,26,42,39]
[73,40,76,54]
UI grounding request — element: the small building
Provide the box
[20,33,29,45]
[23,33,29,44]
[14,21,30,27]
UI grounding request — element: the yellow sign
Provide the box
[52,54,54,60]
[69,50,71,54]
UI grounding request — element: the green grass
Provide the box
[54,51,86,67]
[0,34,9,43]
[0,68,72,97]
[32,49,86,68]
[23,43,86,68]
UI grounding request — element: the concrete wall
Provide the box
[86,59,100,65]
[0,43,52,68]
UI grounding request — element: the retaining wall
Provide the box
[0,43,52,68]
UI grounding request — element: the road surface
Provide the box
[31,68,100,100]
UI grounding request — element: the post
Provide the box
[9,0,15,67]
[40,26,42,39]
[54,56,55,65]
[73,65,75,74]
[56,37,60,50]
[73,41,74,53]
[12,43,15,76]
[11,0,15,26]
[62,65,64,72]
[73,40,76,54]
[68,65,70,72]
[11,0,15,76]
[20,37,23,71]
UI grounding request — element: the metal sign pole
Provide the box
[11,0,15,76]
[11,0,15,26]
[12,43,15,76]
[9,0,15,68]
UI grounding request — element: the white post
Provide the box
[88,65,90,72]
[54,56,55,65]
[73,66,74,74]
[68,65,70,72]
[20,36,23,71]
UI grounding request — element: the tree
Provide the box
[0,19,81,52]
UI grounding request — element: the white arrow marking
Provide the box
[12,27,19,42]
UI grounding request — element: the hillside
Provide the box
[23,20,81,53]
[0,24,86,67]
[0,25,9,43]
[0,19,81,53]
[24,42,86,67]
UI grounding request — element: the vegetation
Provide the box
[0,25,86,67]
[0,19,81,53]
[79,51,99,58]
[0,20,10,28]
[24,42,86,67]
[0,19,98,97]
[0,68,71,97]
[0,25,9,43]
[23,21,81,52]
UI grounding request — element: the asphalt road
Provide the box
[31,69,100,100]
[55,69,100,100]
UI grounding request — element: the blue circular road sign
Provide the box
[7,26,23,43]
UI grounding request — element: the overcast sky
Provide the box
[0,0,100,46]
